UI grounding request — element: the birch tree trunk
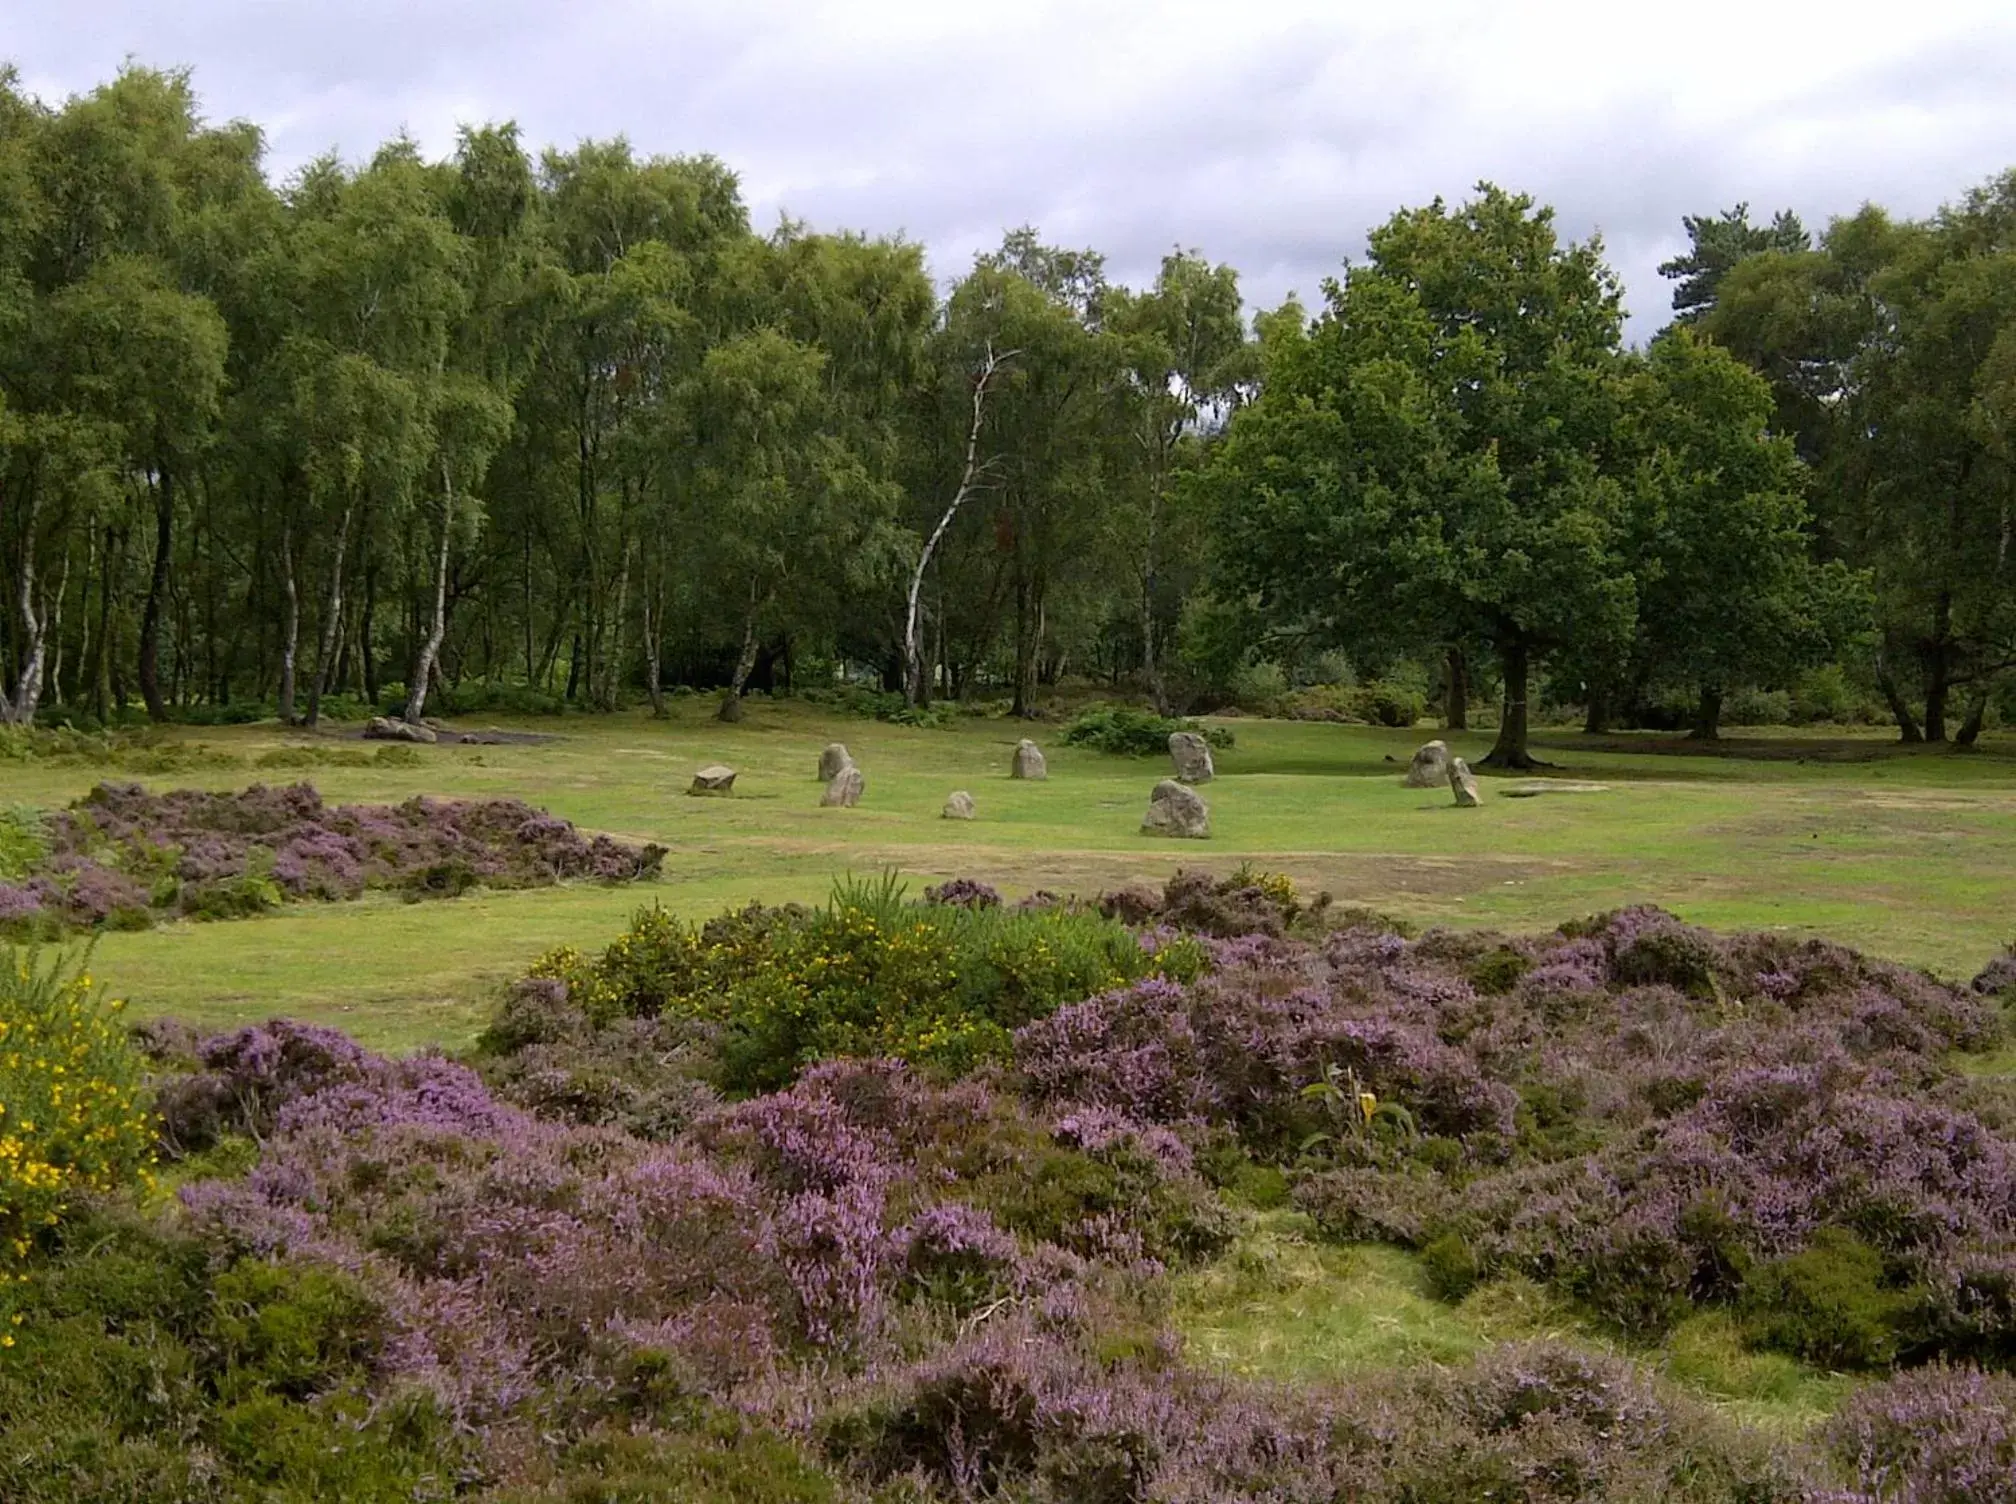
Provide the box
[719,585,763,722]
[138,466,174,722]
[5,489,46,725]
[305,496,357,729]
[405,461,455,724]
[278,520,299,723]
[905,345,1012,705]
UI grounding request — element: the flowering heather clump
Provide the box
[1821,1364,2016,1503]
[0,781,665,933]
[922,877,1001,909]
[12,887,2016,1500]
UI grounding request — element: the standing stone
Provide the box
[818,742,853,781]
[1449,757,1482,807]
[1141,778,1210,838]
[1403,739,1450,788]
[690,764,737,795]
[942,790,977,820]
[1168,731,1215,784]
[1011,739,1047,780]
[365,716,436,744]
[821,764,865,808]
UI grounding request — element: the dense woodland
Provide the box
[2,67,2013,766]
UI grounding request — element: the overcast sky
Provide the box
[8,0,2016,338]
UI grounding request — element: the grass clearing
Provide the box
[5,697,2011,1049]
[1175,1213,1861,1435]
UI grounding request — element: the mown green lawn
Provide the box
[10,697,2013,1051]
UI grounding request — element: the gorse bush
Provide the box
[521,874,1207,1091]
[1060,705,1234,757]
[1,950,155,1342]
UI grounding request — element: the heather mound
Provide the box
[0,781,666,934]
[5,876,2015,1500]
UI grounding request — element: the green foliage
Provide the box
[1740,1229,1910,1369]
[1420,1230,1483,1301]
[180,873,285,922]
[495,1421,850,1503]
[1,951,155,1316]
[1354,678,1428,729]
[955,1117,1235,1266]
[0,1207,465,1503]
[0,806,44,879]
[520,879,1207,1093]
[1060,706,1233,757]
[798,685,952,728]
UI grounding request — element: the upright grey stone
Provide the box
[818,742,853,781]
[1168,730,1215,784]
[1142,778,1210,838]
[821,764,865,807]
[1011,739,1047,780]
[1449,757,1482,808]
[690,764,737,795]
[942,790,977,820]
[1403,739,1450,788]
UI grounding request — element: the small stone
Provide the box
[1011,739,1047,780]
[821,764,864,807]
[1168,731,1215,784]
[943,790,977,820]
[690,764,737,795]
[1449,757,1482,807]
[364,716,436,744]
[1403,739,1450,788]
[1142,778,1210,838]
[818,742,853,781]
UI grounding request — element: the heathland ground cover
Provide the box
[5,866,2014,1500]
[3,701,2010,1051]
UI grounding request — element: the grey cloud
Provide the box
[7,1,2016,338]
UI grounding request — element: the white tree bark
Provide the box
[904,344,1014,705]
[5,493,47,726]
[405,459,455,724]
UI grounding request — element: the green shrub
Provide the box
[1354,678,1426,728]
[401,858,482,901]
[1230,661,1290,715]
[796,684,953,728]
[950,1113,1234,1266]
[1,951,156,1329]
[1467,946,1532,996]
[521,877,1206,1092]
[0,807,45,880]
[1740,1228,1908,1369]
[181,873,286,921]
[1061,706,1233,757]
[205,1260,388,1402]
[494,1420,849,1502]
[0,1209,464,1503]
[1421,1230,1483,1301]
[1724,687,1794,727]
[1280,683,1360,722]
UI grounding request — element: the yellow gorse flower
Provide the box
[2,951,156,1337]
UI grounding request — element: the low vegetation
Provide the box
[0,782,665,936]
[4,873,2013,1499]
[1060,706,1235,757]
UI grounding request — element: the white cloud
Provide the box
[7,0,2015,336]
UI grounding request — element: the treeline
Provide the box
[1,67,2011,767]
